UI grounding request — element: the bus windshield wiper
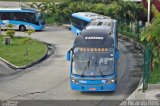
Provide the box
[80,70,85,77]
[95,59,104,77]
[98,66,105,77]
[80,61,90,77]
[99,70,104,77]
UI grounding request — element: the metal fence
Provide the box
[118,19,144,42]
[143,42,151,91]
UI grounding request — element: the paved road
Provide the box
[0,26,143,106]
[0,1,31,7]
[0,63,15,76]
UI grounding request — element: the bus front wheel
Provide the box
[19,25,26,31]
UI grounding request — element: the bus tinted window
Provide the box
[1,12,9,20]
[0,12,37,24]
[0,12,2,20]
[71,17,89,30]
[15,12,36,23]
[0,8,45,30]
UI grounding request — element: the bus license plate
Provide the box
[89,88,96,91]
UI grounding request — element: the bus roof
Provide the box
[72,12,110,22]
[0,8,39,13]
[73,29,114,48]
[85,18,116,33]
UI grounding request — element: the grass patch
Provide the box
[149,66,160,84]
[0,36,47,66]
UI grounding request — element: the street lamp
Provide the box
[147,0,151,23]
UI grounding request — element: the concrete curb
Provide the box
[0,42,55,70]
[149,84,160,90]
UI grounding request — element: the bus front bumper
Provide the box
[71,83,116,92]
[33,24,45,31]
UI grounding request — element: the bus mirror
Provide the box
[67,51,71,61]
[76,31,81,36]
[116,50,120,59]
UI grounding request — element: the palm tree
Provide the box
[141,14,160,70]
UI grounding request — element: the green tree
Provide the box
[26,0,145,26]
[94,3,106,14]
[24,29,35,55]
[5,24,15,39]
[118,1,145,21]
[104,2,120,18]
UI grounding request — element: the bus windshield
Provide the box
[37,12,43,19]
[37,12,45,25]
[72,48,114,76]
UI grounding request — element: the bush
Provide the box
[141,14,160,70]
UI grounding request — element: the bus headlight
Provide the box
[71,78,78,84]
[102,77,115,84]
[108,78,115,84]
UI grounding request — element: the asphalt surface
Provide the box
[0,1,30,8]
[0,62,16,76]
[0,26,143,106]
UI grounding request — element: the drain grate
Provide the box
[156,94,160,100]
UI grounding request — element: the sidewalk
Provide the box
[127,83,160,100]
[120,83,160,106]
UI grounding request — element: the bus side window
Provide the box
[0,12,2,20]
[1,12,10,20]
[8,12,16,20]
[13,12,19,20]
[23,13,29,22]
[14,12,23,21]
[71,17,86,30]
[84,20,89,26]
[30,13,37,23]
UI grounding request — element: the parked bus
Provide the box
[0,8,45,31]
[67,19,119,91]
[71,12,110,35]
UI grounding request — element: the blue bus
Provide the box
[71,12,110,35]
[67,19,119,91]
[0,8,45,31]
